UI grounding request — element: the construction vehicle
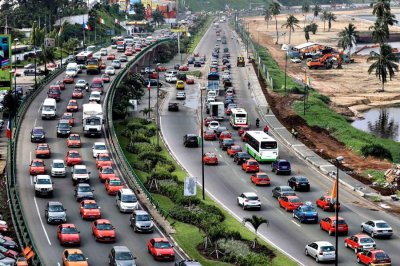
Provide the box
[237,56,245,67]
[306,53,335,69]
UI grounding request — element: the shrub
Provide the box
[199,202,224,221]
[361,144,393,161]
[138,151,167,168]
[169,207,200,224]
[135,142,158,153]
[150,167,177,181]
[131,133,150,143]
[156,161,176,173]
[217,239,251,257]
[318,94,331,104]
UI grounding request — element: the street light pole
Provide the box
[33,21,37,90]
[156,63,160,147]
[284,51,288,95]
[200,87,205,200]
[335,156,344,266]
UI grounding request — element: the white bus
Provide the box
[244,131,278,162]
[230,108,248,128]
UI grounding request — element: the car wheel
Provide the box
[243,204,246,210]
[357,257,361,263]
[371,232,375,238]
[361,226,364,232]
[329,230,333,236]
[292,212,296,218]
[354,247,358,254]
[315,256,319,262]
[305,249,308,256]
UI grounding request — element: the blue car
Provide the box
[293,203,318,223]
[272,159,291,175]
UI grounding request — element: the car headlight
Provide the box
[135,223,141,228]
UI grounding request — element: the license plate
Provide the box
[105,238,110,240]
[382,230,388,233]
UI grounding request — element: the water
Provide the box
[351,107,400,141]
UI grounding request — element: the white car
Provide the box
[291,58,302,63]
[72,165,91,185]
[119,55,128,62]
[89,91,102,103]
[305,241,336,263]
[208,121,220,131]
[75,79,89,90]
[51,159,66,177]
[92,142,108,158]
[361,220,393,238]
[237,192,261,210]
[222,73,230,80]
[100,48,108,56]
[93,53,102,60]
[112,60,122,69]
[176,91,186,100]
[165,74,177,83]
[34,175,54,197]
[105,66,115,75]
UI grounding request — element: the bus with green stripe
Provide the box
[244,131,278,162]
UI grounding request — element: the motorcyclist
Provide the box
[264,124,269,134]
[256,118,260,128]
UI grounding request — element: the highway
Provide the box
[15,43,179,265]
[159,22,400,265]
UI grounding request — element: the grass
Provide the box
[186,0,269,12]
[188,16,214,55]
[361,169,386,185]
[114,121,297,266]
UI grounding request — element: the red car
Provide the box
[105,177,124,195]
[150,72,158,79]
[225,107,234,115]
[66,99,78,112]
[54,80,66,90]
[72,88,83,99]
[125,50,133,56]
[227,145,242,156]
[157,66,167,72]
[147,238,175,261]
[67,134,81,148]
[219,131,232,140]
[204,116,217,127]
[250,172,271,186]
[0,222,8,233]
[65,150,82,166]
[96,154,112,169]
[107,54,115,60]
[186,78,194,84]
[101,74,110,83]
[63,75,74,84]
[279,195,303,212]
[316,195,340,211]
[356,249,391,266]
[62,112,75,126]
[238,125,250,136]
[29,159,45,175]
[204,130,217,141]
[203,152,218,165]
[179,65,189,71]
[344,234,376,253]
[241,133,249,142]
[99,166,116,182]
[320,216,348,236]
[92,219,116,242]
[242,159,260,173]
[57,224,81,246]
[100,62,107,69]
[48,86,62,101]
[80,200,101,220]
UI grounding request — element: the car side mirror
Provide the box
[88,172,91,174]
[64,209,67,211]
[92,189,94,192]
[133,257,137,259]
[33,181,36,184]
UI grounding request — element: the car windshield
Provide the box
[69,135,80,140]
[68,101,77,106]
[121,195,137,203]
[53,162,64,168]
[37,178,51,184]
[99,156,110,161]
[290,198,301,203]
[61,227,79,234]
[77,80,85,84]
[282,187,293,192]
[97,223,113,230]
[297,177,308,182]
[279,162,291,167]
[376,222,390,228]
[320,246,335,252]
[95,145,106,150]
[91,83,103,88]
[49,205,64,212]
[224,139,234,144]
[374,252,390,260]
[359,238,374,244]
[32,161,44,166]
[59,123,69,129]
[33,129,43,134]
[248,161,258,165]
[206,153,216,158]
[102,168,114,174]
[333,220,346,225]
[154,241,172,249]
[78,186,91,192]
[37,146,48,150]
[260,141,277,149]
[302,206,316,212]
[69,152,79,158]
[68,254,86,262]
[247,196,259,200]
[87,117,101,125]
[109,180,121,186]
[257,174,268,179]
[75,169,87,174]
[232,146,241,151]
[137,214,151,221]
[116,251,133,260]
[84,203,98,209]
[63,113,72,118]
[43,106,55,111]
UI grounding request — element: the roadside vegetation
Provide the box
[185,0,267,12]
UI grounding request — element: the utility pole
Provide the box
[33,21,38,90]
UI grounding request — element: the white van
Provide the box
[66,63,78,77]
[207,91,217,99]
[41,98,57,119]
[116,188,138,213]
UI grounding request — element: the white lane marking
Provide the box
[57,263,61,266]
[29,152,31,162]
[33,197,52,245]
[34,118,37,126]
[37,104,42,113]
[291,220,301,227]
[214,148,218,152]
[219,154,222,158]
[30,176,33,186]
[277,209,284,215]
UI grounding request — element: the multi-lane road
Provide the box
[159,22,400,265]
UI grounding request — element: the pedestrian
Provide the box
[266,107,270,114]
[248,81,250,90]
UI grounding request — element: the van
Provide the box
[86,45,96,52]
[207,91,217,99]
[100,48,108,56]
[66,63,78,77]
[116,188,138,213]
[41,98,57,119]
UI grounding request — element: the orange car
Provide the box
[35,143,51,158]
[92,219,116,242]
[66,99,78,112]
[80,200,101,220]
[57,224,81,246]
[72,88,84,99]
[250,172,271,186]
[219,131,232,140]
[105,177,124,195]
[65,150,82,166]
[29,159,46,175]
[242,159,260,173]
[61,249,88,266]
[99,166,116,182]
[67,134,81,148]
[62,112,75,126]
[227,145,242,157]
[279,195,303,212]
[203,152,218,165]
[95,154,112,169]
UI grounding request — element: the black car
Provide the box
[272,159,292,175]
[233,152,251,165]
[194,61,202,67]
[168,102,179,112]
[145,79,162,87]
[223,79,232,88]
[177,73,187,81]
[23,69,44,76]
[174,64,180,70]
[219,138,234,151]
[272,186,296,199]
[57,120,71,137]
[187,57,194,64]
[31,126,46,143]
[288,176,310,191]
[222,58,230,65]
[183,134,199,147]
[215,126,227,137]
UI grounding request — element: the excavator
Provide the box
[306,51,344,69]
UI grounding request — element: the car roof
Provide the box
[94,142,106,145]
[33,126,44,130]
[77,183,90,187]
[64,248,83,254]
[369,220,387,223]
[152,237,168,242]
[49,201,63,206]
[313,241,333,246]
[134,210,149,215]
[113,246,131,253]
[74,165,86,169]
[243,192,258,197]
[53,159,64,163]
[36,175,51,179]
[279,185,292,189]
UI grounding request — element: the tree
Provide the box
[327,12,337,32]
[281,15,300,44]
[321,10,329,32]
[308,23,318,34]
[242,215,269,248]
[301,1,310,27]
[338,23,358,61]
[133,2,146,20]
[304,26,311,42]
[264,8,272,29]
[152,9,165,27]
[368,44,399,92]
[372,0,391,19]
[371,0,398,44]
[269,3,281,45]
[39,46,56,74]
[312,4,321,22]
[140,107,153,118]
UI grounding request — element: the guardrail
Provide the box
[6,42,110,266]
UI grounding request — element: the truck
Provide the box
[209,102,224,120]
[208,80,220,96]
[86,58,101,75]
[82,103,103,137]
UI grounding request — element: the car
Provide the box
[51,159,66,177]
[119,55,128,62]
[0,236,18,251]
[74,183,94,201]
[62,112,75,126]
[233,152,251,165]
[165,74,177,83]
[130,210,154,233]
[105,66,116,75]
[29,159,45,175]
[250,172,271,186]
[75,79,88,90]
[89,91,101,103]
[293,203,319,223]
[57,224,81,246]
[35,143,51,158]
[116,188,138,213]
[66,99,78,112]
[316,195,340,212]
[72,88,84,99]
[237,192,261,210]
[63,75,74,84]
[0,222,8,234]
[272,159,292,175]
[219,131,232,141]
[112,60,122,69]
[320,216,348,236]
[238,125,250,136]
[356,249,391,265]
[204,130,217,141]
[174,64,180,70]
[208,121,219,131]
[361,220,393,238]
[168,102,179,112]
[67,134,81,148]
[219,138,234,151]
[54,80,66,90]
[305,241,336,263]
[107,54,116,60]
[0,245,18,260]
[109,246,136,266]
[149,72,158,79]
[288,176,310,191]
[227,145,242,156]
[241,159,259,173]
[92,142,108,158]
[203,152,218,165]
[48,86,62,101]
[61,249,88,266]
[279,195,303,212]
[45,201,67,224]
[99,166,117,182]
[291,58,302,63]
[215,126,228,137]
[105,177,124,195]
[72,165,90,185]
[157,65,167,72]
[203,117,216,127]
[96,154,112,169]
[33,174,54,197]
[145,79,162,87]
[65,150,82,166]
[147,238,175,261]
[31,126,46,142]
[194,61,202,67]
[344,234,376,253]
[183,134,199,148]
[272,186,296,198]
[92,219,116,242]
[90,78,104,93]
[101,74,111,83]
[186,78,194,84]
[176,80,185,90]
[57,119,72,137]
[80,200,101,220]
[176,91,186,100]
[125,50,134,56]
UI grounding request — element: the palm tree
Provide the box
[327,12,337,32]
[368,44,399,92]
[338,23,358,61]
[312,5,321,22]
[139,107,153,118]
[152,9,165,27]
[301,1,310,27]
[370,22,389,45]
[321,11,329,32]
[39,46,56,75]
[269,3,281,44]
[264,8,272,29]
[281,15,300,44]
[372,0,391,19]
[242,215,269,248]
[304,26,311,42]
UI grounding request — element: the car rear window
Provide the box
[376,222,390,228]
[279,161,290,167]
[374,252,390,260]
[320,246,335,252]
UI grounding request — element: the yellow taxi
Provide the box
[176,80,185,90]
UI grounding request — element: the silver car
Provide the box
[130,210,154,233]
[112,60,122,69]
[45,201,67,224]
[361,220,393,238]
[305,241,336,263]
[108,246,136,266]
[74,183,94,202]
